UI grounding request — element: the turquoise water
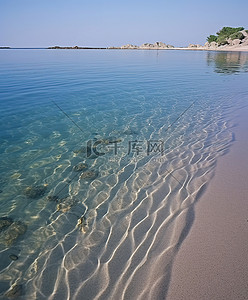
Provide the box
[0,50,248,299]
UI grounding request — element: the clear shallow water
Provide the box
[0,50,248,299]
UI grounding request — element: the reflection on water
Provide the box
[207,51,248,74]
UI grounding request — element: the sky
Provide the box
[1,0,248,47]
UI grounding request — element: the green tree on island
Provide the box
[207,26,245,45]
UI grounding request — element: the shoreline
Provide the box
[173,46,248,52]
[1,47,248,52]
[166,105,248,299]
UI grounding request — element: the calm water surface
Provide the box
[0,50,248,299]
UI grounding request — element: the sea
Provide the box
[0,49,248,299]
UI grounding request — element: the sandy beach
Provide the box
[167,105,248,299]
[172,46,248,52]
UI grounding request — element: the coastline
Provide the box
[166,105,248,299]
[1,46,248,52]
[47,46,248,52]
[173,45,248,52]
[173,46,248,52]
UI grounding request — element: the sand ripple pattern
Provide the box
[12,100,236,300]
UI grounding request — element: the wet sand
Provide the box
[167,106,248,299]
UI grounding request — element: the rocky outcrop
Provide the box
[117,42,174,50]
[140,42,174,49]
[188,44,203,48]
[139,43,152,48]
[241,30,248,37]
[203,41,218,49]
[120,44,139,49]
[232,39,241,45]
[240,39,248,46]
[193,29,248,50]
[218,32,248,49]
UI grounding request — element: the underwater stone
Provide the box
[80,170,98,180]
[56,202,73,213]
[24,185,47,199]
[0,217,13,232]
[1,221,27,247]
[9,254,18,261]
[73,163,88,172]
[47,195,59,202]
[56,196,75,213]
[5,284,23,299]
[77,215,88,233]
[56,198,73,213]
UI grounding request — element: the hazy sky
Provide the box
[1,0,248,47]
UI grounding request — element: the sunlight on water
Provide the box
[0,50,248,299]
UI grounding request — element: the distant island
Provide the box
[0,47,10,49]
[48,46,107,50]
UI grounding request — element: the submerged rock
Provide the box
[57,202,73,213]
[56,197,75,213]
[24,185,47,199]
[0,217,13,232]
[5,284,23,299]
[1,221,27,247]
[80,170,98,180]
[123,129,138,135]
[47,195,59,202]
[73,162,88,172]
[9,254,18,261]
[77,215,88,233]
